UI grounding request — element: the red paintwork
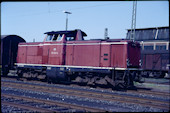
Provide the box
[17,30,141,69]
[66,40,101,67]
[110,44,127,68]
[128,42,141,67]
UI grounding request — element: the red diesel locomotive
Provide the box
[16,29,142,88]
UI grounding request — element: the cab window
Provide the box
[57,34,64,41]
[66,37,75,41]
[52,34,64,41]
[46,35,53,41]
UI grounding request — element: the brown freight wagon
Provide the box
[1,35,26,76]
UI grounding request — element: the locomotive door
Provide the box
[100,45,111,67]
[47,44,66,65]
[65,45,74,65]
[42,44,50,64]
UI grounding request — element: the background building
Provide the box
[126,26,169,78]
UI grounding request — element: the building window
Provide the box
[156,45,166,50]
[144,45,153,50]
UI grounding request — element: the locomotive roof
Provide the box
[44,29,87,36]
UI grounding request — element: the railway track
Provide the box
[2,101,55,112]
[1,94,105,112]
[3,76,169,97]
[143,79,170,85]
[128,88,170,97]
[71,83,170,98]
[144,80,170,85]
[1,79,169,111]
[2,77,169,97]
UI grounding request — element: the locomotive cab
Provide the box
[43,29,87,42]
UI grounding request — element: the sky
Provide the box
[1,1,169,42]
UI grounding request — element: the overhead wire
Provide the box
[4,2,125,17]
